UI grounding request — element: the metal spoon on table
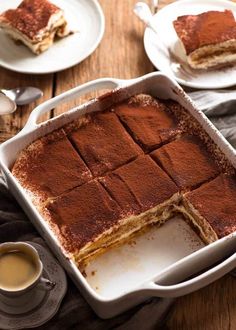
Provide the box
[0,87,43,115]
[1,87,43,106]
[134,2,159,34]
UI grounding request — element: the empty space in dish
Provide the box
[85,216,204,299]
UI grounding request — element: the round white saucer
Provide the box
[144,0,236,89]
[0,242,67,329]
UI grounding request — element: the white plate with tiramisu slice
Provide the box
[0,0,105,74]
[144,0,236,89]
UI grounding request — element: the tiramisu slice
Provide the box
[151,135,219,191]
[0,0,71,54]
[12,129,92,205]
[65,112,142,176]
[173,10,236,69]
[115,95,181,152]
[43,180,122,265]
[183,174,236,243]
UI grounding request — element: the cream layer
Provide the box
[187,39,236,69]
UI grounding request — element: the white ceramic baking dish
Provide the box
[0,72,235,318]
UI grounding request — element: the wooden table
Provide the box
[0,1,235,329]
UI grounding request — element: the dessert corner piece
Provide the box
[0,0,71,54]
[173,10,236,69]
[183,174,236,243]
[12,129,92,205]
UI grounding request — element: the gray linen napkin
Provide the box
[0,97,235,330]
[188,91,236,148]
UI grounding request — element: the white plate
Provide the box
[144,0,236,89]
[0,0,105,74]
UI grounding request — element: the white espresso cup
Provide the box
[0,242,55,303]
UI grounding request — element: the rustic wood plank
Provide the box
[0,67,53,142]
[159,0,176,8]
[167,275,236,330]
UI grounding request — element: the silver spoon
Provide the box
[0,87,43,106]
[134,2,159,34]
[0,93,16,115]
[134,2,171,68]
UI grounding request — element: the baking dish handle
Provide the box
[20,77,128,135]
[142,252,236,298]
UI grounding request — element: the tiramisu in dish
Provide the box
[183,174,236,242]
[173,10,236,69]
[0,0,71,54]
[12,94,236,268]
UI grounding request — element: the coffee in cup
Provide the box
[0,248,39,291]
[0,242,55,298]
